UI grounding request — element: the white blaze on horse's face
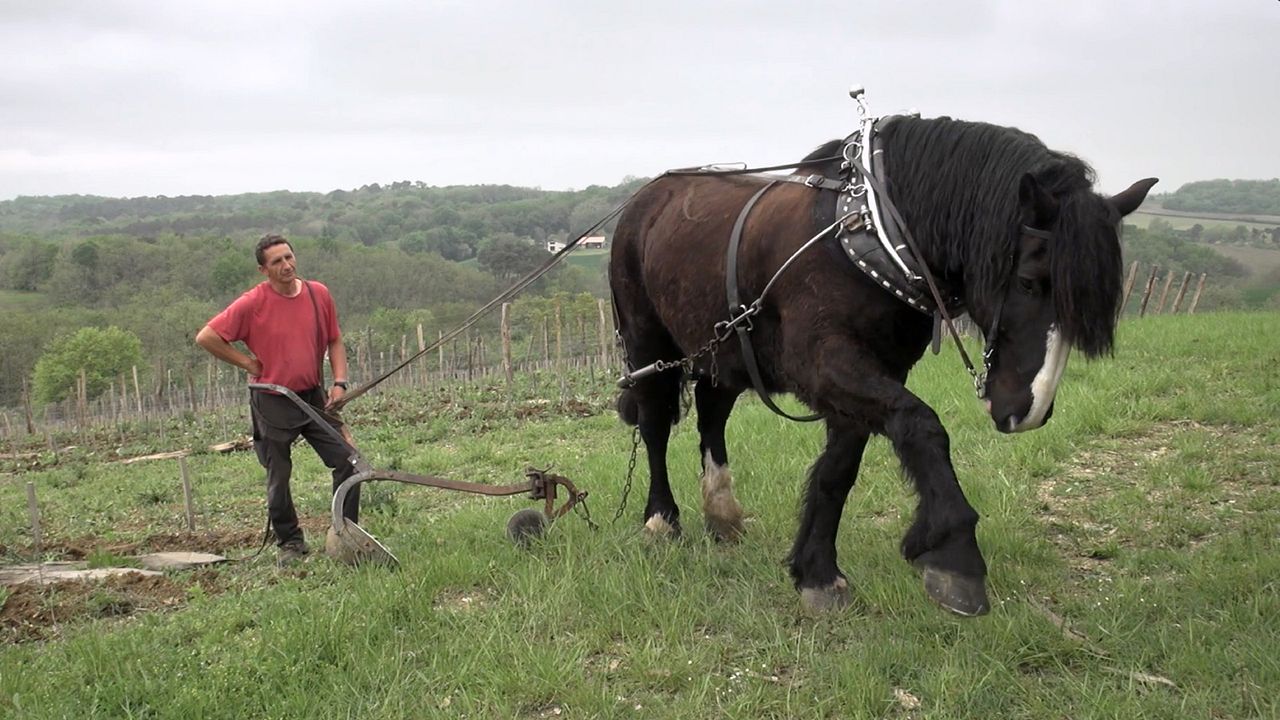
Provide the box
[1008,325,1070,432]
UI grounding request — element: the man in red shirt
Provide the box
[196,234,358,566]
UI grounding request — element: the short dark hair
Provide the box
[255,234,292,266]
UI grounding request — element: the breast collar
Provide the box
[834,116,963,317]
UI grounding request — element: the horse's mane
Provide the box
[875,117,1124,357]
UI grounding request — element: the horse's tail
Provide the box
[616,387,640,426]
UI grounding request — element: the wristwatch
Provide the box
[332,380,349,390]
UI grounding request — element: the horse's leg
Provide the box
[694,379,744,542]
[787,418,868,611]
[623,368,684,536]
[798,341,989,617]
[888,395,989,616]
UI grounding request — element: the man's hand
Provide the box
[326,384,345,409]
[245,357,263,376]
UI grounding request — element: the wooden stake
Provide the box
[27,481,42,558]
[179,456,196,532]
[1155,269,1176,314]
[1119,260,1139,315]
[1138,265,1159,317]
[555,300,565,400]
[132,365,143,414]
[1170,271,1193,314]
[1188,273,1207,314]
[501,303,513,391]
[22,378,35,435]
[597,299,610,371]
[417,323,427,388]
[77,368,88,443]
[185,364,197,414]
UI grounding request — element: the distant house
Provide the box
[547,235,607,253]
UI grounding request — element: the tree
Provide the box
[477,234,548,282]
[0,239,58,291]
[32,326,144,404]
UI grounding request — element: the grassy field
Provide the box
[0,289,46,312]
[1,313,1277,718]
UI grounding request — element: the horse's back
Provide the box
[610,174,777,351]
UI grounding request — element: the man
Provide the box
[196,234,358,566]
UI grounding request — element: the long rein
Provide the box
[331,151,983,413]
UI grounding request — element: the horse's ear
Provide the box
[1019,173,1058,225]
[1108,178,1159,217]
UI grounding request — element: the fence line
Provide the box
[0,265,1216,445]
[1,303,624,444]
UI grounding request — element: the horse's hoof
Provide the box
[643,515,680,538]
[800,577,850,613]
[704,516,744,543]
[918,566,989,617]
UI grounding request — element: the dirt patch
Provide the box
[432,586,495,612]
[1,568,225,644]
[14,517,331,561]
[1038,419,1275,574]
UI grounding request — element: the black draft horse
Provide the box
[609,115,1155,616]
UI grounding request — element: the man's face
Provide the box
[258,243,297,285]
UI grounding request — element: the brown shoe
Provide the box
[277,539,311,567]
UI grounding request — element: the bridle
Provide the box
[973,224,1057,398]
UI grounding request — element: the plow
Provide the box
[249,383,591,565]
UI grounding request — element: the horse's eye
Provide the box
[1017,277,1037,295]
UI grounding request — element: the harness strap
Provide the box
[853,161,984,391]
[726,182,823,422]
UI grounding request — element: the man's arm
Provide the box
[196,325,263,376]
[327,333,348,404]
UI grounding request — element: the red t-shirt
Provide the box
[208,280,341,391]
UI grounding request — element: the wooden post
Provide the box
[465,330,473,382]
[1119,260,1139,315]
[438,330,445,378]
[1170,271,1193,314]
[555,300,566,400]
[542,317,550,367]
[501,303,513,392]
[77,368,88,443]
[205,360,215,409]
[22,378,35,435]
[185,364,197,414]
[399,334,409,387]
[1188,273,1208,314]
[597,299,610,371]
[1155,269,1176,314]
[27,481,42,558]
[132,365,143,414]
[416,323,427,388]
[179,456,196,531]
[1138,265,1160,317]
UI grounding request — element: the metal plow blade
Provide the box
[326,518,399,567]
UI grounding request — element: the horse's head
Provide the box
[982,174,1157,433]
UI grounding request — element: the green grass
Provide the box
[0,289,47,312]
[1,313,1278,718]
[1128,210,1278,231]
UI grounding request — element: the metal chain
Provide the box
[612,328,730,523]
[613,425,641,523]
[573,491,599,532]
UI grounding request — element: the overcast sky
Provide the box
[1,1,1275,200]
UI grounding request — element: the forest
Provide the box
[1159,178,1280,215]
[0,176,1276,409]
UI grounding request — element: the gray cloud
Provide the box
[1,0,1275,199]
